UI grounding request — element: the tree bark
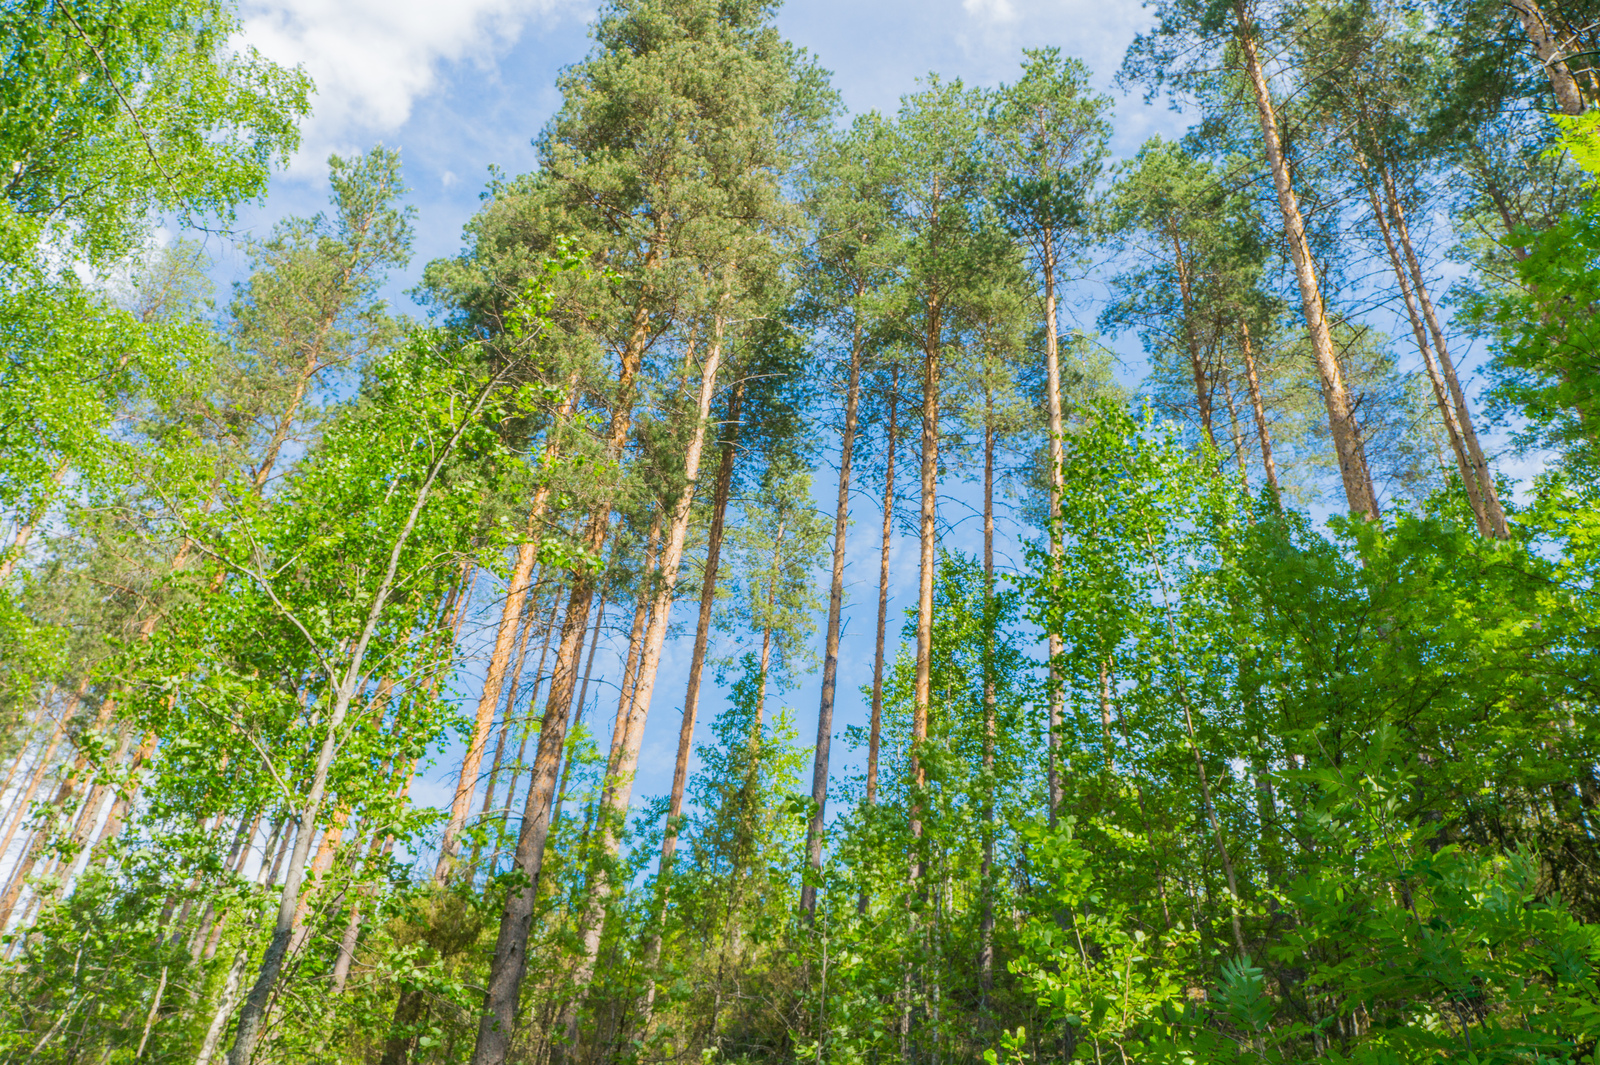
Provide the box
[0,697,70,892]
[978,394,996,1003]
[912,297,940,867]
[803,307,865,918]
[639,374,743,1019]
[1507,0,1589,114]
[1362,168,1491,534]
[471,582,543,874]
[1235,1,1380,521]
[1169,229,1217,449]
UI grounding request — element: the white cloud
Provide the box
[962,0,1017,22]
[239,0,577,171]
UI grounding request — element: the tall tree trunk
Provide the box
[563,288,734,1048]
[978,393,996,1004]
[0,695,71,887]
[1361,167,1492,535]
[1239,323,1281,503]
[1041,245,1066,824]
[1507,0,1589,114]
[1380,166,1509,539]
[867,367,900,812]
[1169,229,1217,449]
[553,590,607,827]
[471,252,659,1065]
[437,374,577,881]
[639,374,744,1019]
[803,307,865,918]
[0,686,111,928]
[471,582,543,874]
[912,298,941,871]
[1221,377,1249,493]
[1234,1,1380,521]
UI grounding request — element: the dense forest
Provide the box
[3,0,1600,1061]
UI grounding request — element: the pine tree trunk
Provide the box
[1169,230,1217,448]
[563,288,734,1048]
[978,398,996,1004]
[0,695,70,889]
[495,586,562,853]
[552,590,606,827]
[438,373,577,881]
[1239,323,1281,503]
[803,306,865,918]
[1507,0,1589,114]
[912,297,941,869]
[1042,246,1066,824]
[1234,1,1380,521]
[1222,377,1249,492]
[867,367,900,813]
[471,583,542,874]
[639,375,744,1019]
[1380,166,1509,539]
[1362,168,1491,534]
[471,259,659,1065]
[0,686,113,928]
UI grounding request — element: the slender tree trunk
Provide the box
[1222,377,1249,493]
[553,590,607,827]
[1361,168,1491,534]
[867,367,899,812]
[285,803,350,959]
[0,698,70,888]
[438,375,576,880]
[1380,166,1509,539]
[1042,246,1066,824]
[1235,1,1379,520]
[471,583,543,874]
[912,298,941,871]
[1169,230,1217,448]
[1240,323,1281,503]
[978,396,996,1004]
[564,287,734,1046]
[1507,0,1589,114]
[472,250,659,1065]
[803,308,865,918]
[0,686,111,928]
[0,688,52,808]
[639,375,744,1019]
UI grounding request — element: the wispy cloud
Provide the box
[963,0,1018,21]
